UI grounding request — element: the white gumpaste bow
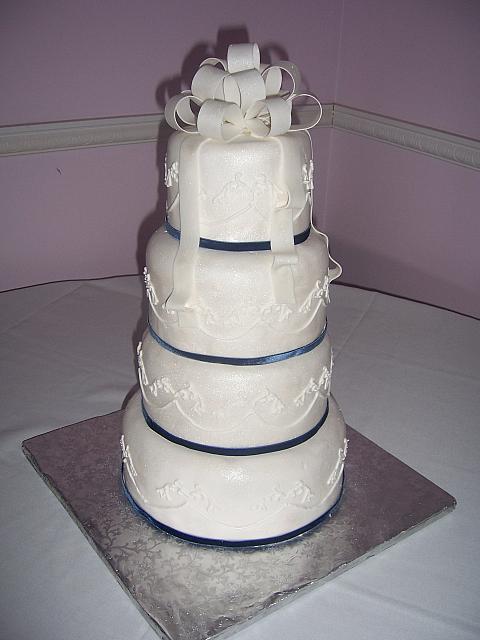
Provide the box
[165,43,322,140]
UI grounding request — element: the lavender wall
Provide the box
[1,145,159,289]
[335,0,480,139]
[325,132,480,318]
[0,0,341,125]
[324,0,480,317]
[0,0,341,291]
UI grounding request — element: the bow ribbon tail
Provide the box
[164,136,203,327]
[305,131,342,283]
[270,207,297,304]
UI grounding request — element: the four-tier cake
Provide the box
[121,43,347,546]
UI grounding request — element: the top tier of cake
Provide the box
[165,130,313,243]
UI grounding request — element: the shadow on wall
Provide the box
[334,239,479,319]
[154,26,289,110]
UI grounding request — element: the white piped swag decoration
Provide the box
[165,43,322,141]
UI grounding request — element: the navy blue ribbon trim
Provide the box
[165,219,310,252]
[148,322,327,366]
[122,465,344,548]
[141,398,329,456]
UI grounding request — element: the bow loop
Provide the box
[227,43,260,72]
[229,69,266,110]
[262,61,301,97]
[245,97,292,137]
[165,43,322,140]
[200,57,228,70]
[289,94,323,131]
[197,99,244,141]
[165,92,202,133]
[191,65,230,101]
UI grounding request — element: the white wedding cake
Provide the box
[122,43,347,546]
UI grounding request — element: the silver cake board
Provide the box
[22,410,456,640]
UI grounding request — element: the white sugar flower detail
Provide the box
[294,363,332,407]
[136,341,148,386]
[299,276,330,313]
[327,438,348,486]
[143,267,159,306]
[302,159,314,192]
[164,159,179,187]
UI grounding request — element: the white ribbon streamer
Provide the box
[270,207,298,304]
[305,130,342,282]
[165,43,322,140]
[164,135,204,323]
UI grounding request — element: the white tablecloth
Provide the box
[1,276,478,640]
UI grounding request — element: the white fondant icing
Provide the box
[146,229,330,357]
[166,131,312,242]
[123,396,345,538]
[122,42,346,544]
[138,331,331,445]
[198,171,289,225]
[148,276,328,342]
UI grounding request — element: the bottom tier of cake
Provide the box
[122,393,347,546]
